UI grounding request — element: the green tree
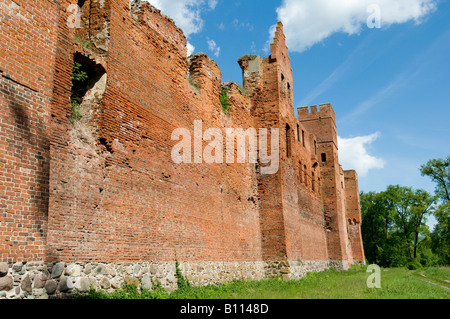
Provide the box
[421,156,450,265]
[360,191,393,265]
[386,185,434,260]
[431,203,450,264]
[361,185,435,267]
[420,156,450,203]
[410,189,435,259]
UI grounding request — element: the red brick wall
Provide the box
[299,105,352,263]
[241,23,330,264]
[1,0,363,269]
[0,0,60,262]
[345,170,365,262]
[46,0,263,263]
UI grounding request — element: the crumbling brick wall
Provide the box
[45,0,264,264]
[344,170,366,263]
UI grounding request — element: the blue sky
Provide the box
[147,0,450,226]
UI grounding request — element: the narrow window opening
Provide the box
[297,124,300,142]
[321,153,327,163]
[299,161,303,183]
[286,123,291,158]
[302,130,305,147]
[70,53,106,122]
[303,165,307,186]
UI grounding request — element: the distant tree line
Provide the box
[361,156,449,269]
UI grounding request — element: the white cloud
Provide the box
[274,0,437,52]
[147,0,204,36]
[338,132,386,177]
[208,0,218,10]
[207,38,220,57]
[186,42,195,56]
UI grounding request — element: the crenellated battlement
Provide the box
[298,104,336,122]
[297,104,332,114]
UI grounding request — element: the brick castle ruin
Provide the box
[0,0,365,297]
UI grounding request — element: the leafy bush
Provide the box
[72,62,88,83]
[406,259,423,270]
[419,249,440,267]
[69,61,88,122]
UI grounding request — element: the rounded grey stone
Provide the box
[84,263,92,275]
[0,276,14,291]
[66,264,82,277]
[75,277,91,292]
[58,276,74,292]
[124,276,139,287]
[21,274,32,293]
[44,280,57,295]
[33,272,47,289]
[108,268,117,277]
[94,264,108,276]
[0,263,9,277]
[133,264,142,276]
[141,275,152,291]
[100,277,111,289]
[110,277,122,289]
[166,273,176,283]
[51,262,65,279]
[150,264,158,275]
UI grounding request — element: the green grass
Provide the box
[77,266,450,300]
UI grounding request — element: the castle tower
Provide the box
[239,23,330,276]
[238,22,293,266]
[344,170,366,264]
[298,104,352,269]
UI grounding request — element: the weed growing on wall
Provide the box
[220,87,232,114]
[175,260,191,291]
[69,61,88,122]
